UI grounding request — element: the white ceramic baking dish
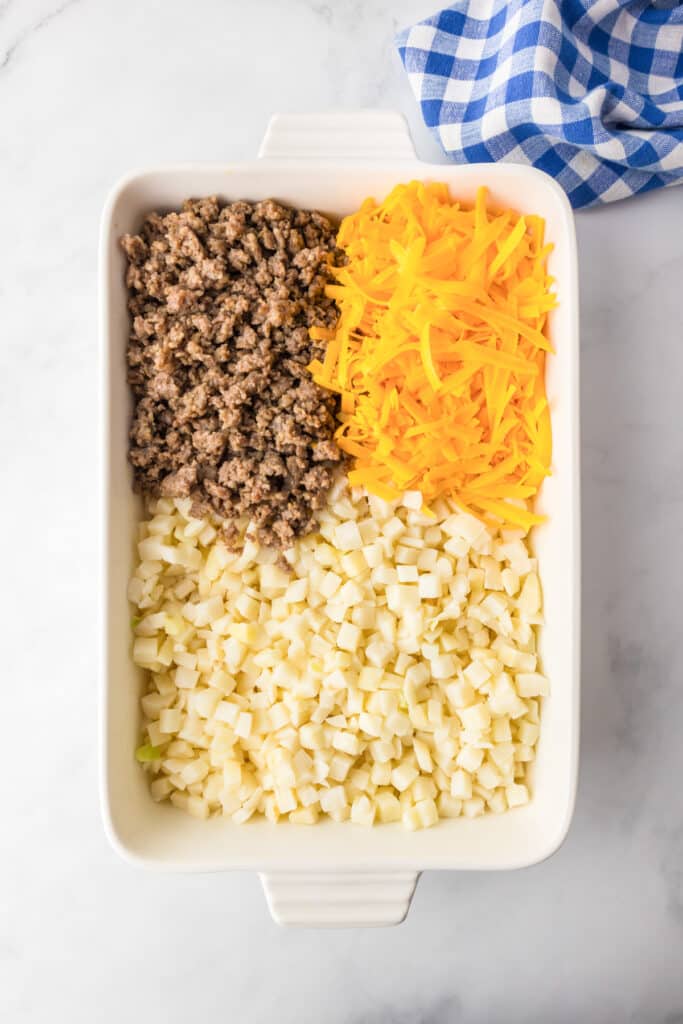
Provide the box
[100,111,580,927]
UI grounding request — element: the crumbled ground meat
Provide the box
[121,196,343,547]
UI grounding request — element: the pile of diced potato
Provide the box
[130,483,547,829]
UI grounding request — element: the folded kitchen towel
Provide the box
[397,0,683,207]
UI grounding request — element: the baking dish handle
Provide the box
[260,871,419,927]
[257,110,417,162]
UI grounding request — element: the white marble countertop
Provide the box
[2,0,682,1020]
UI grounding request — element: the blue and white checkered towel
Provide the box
[397,0,683,208]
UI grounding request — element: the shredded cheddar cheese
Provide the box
[309,181,556,530]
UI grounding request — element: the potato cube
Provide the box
[516,672,550,697]
[376,791,402,823]
[436,793,462,818]
[463,796,485,818]
[391,762,420,793]
[337,621,361,652]
[351,795,376,825]
[506,783,530,808]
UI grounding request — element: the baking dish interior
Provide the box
[100,162,579,871]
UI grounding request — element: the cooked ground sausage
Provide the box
[121,196,343,547]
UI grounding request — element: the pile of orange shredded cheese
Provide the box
[308,181,556,531]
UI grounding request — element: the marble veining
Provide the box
[1,0,682,1021]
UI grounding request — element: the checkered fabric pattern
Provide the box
[397,0,683,208]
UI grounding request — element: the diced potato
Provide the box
[141,691,172,719]
[299,723,326,750]
[133,637,159,667]
[362,543,385,569]
[430,654,457,680]
[358,711,383,737]
[234,711,253,738]
[319,785,347,814]
[516,672,550,697]
[477,761,502,790]
[391,761,420,793]
[132,491,544,829]
[413,797,439,829]
[365,639,394,669]
[435,556,454,581]
[358,666,383,692]
[517,720,539,746]
[368,739,395,763]
[174,665,199,690]
[319,571,342,599]
[222,637,246,671]
[351,794,376,825]
[397,564,419,583]
[190,689,220,720]
[401,490,424,511]
[259,564,290,593]
[402,805,421,831]
[416,548,438,572]
[456,746,485,773]
[351,604,376,629]
[489,742,515,771]
[334,521,363,551]
[501,568,519,595]
[386,584,420,614]
[371,762,393,787]
[463,660,490,689]
[337,621,362,652]
[385,710,412,738]
[180,760,209,786]
[274,787,297,814]
[332,730,362,756]
[487,789,508,814]
[457,703,491,733]
[382,516,404,542]
[413,738,433,773]
[491,716,512,743]
[449,769,472,799]
[418,573,442,599]
[436,792,462,818]
[412,776,437,802]
[284,577,308,604]
[488,673,519,715]
[506,783,530,808]
[286,806,316,825]
[463,796,485,818]
[376,790,402,823]
[185,796,210,819]
[150,777,174,802]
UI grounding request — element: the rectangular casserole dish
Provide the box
[100,111,580,926]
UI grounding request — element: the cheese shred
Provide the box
[309,182,557,531]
